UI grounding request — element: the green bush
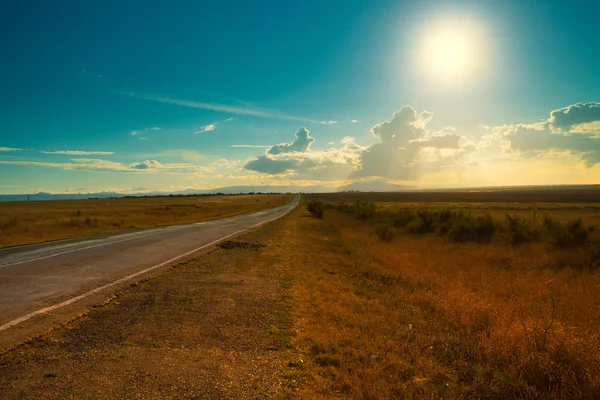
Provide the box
[353,199,376,219]
[444,214,495,243]
[504,214,536,245]
[307,200,324,219]
[543,217,588,249]
[585,236,600,270]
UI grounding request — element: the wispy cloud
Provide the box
[321,120,338,125]
[0,158,210,174]
[194,117,235,134]
[0,147,23,152]
[351,120,359,123]
[116,90,321,123]
[41,150,115,155]
[195,124,216,134]
[150,127,161,131]
[230,144,272,148]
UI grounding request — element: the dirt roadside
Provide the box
[0,209,307,399]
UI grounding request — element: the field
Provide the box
[0,194,293,248]
[298,190,600,398]
[1,190,600,398]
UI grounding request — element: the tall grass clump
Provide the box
[375,222,396,242]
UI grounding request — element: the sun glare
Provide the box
[421,24,480,83]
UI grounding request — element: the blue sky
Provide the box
[1,0,599,194]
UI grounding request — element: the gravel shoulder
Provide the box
[0,211,304,399]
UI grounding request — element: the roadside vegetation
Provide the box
[302,196,600,398]
[0,194,293,248]
[307,198,600,270]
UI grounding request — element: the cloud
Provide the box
[351,120,359,123]
[150,127,161,131]
[117,91,321,123]
[230,144,272,148]
[501,102,600,166]
[355,107,469,179]
[194,116,235,134]
[41,150,115,155]
[321,120,338,125]
[243,127,364,179]
[0,147,23,151]
[242,108,470,182]
[195,124,216,134]
[268,127,315,155]
[0,158,211,174]
[411,133,462,148]
[548,102,600,132]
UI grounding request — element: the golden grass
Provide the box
[288,203,600,398]
[0,194,293,248]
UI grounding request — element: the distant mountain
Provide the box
[0,182,412,202]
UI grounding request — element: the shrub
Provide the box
[543,217,588,249]
[585,236,600,270]
[391,208,415,228]
[504,214,536,245]
[447,214,496,243]
[353,199,376,219]
[307,200,324,219]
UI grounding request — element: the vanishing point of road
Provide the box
[0,195,299,348]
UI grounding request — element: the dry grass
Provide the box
[289,200,600,398]
[0,194,293,248]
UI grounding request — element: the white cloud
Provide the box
[230,144,272,148]
[0,158,211,174]
[320,120,338,125]
[243,107,471,182]
[117,90,320,123]
[268,127,315,155]
[41,150,115,155]
[0,147,23,152]
[351,120,359,123]
[498,102,600,166]
[195,124,216,134]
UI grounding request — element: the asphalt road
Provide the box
[0,195,299,334]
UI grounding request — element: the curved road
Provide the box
[0,195,299,335]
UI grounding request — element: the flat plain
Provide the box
[1,189,600,398]
[0,194,293,248]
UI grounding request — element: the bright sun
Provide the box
[422,26,479,82]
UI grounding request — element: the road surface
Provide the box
[0,195,299,338]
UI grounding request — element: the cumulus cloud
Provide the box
[268,127,315,155]
[355,106,470,179]
[548,102,600,132]
[501,102,600,166]
[242,107,470,182]
[243,127,363,179]
[41,150,115,155]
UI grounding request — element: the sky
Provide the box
[1,0,599,194]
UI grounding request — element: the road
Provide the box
[0,194,299,336]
